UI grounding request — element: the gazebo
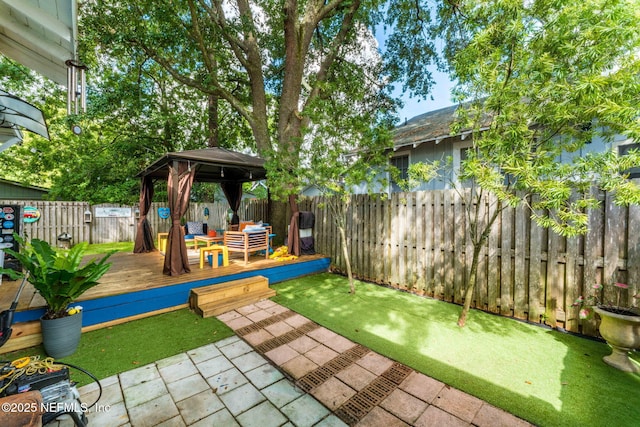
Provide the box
[134,147,267,276]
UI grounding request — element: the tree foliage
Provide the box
[416,0,640,326]
[80,0,417,201]
[3,1,442,208]
[439,0,640,233]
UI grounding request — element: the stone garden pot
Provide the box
[594,306,640,373]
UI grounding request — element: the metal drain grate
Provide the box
[297,345,369,392]
[363,376,397,400]
[335,398,369,426]
[334,362,414,425]
[235,310,296,336]
[323,344,369,374]
[382,363,414,384]
[254,322,321,354]
[297,367,334,392]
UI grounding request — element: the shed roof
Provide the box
[0,177,49,199]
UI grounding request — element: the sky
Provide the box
[374,24,457,124]
[392,67,456,123]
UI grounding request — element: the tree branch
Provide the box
[302,0,362,127]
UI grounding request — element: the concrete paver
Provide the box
[219,382,266,416]
[244,364,285,389]
[281,354,319,379]
[310,378,356,411]
[304,345,338,365]
[281,394,331,427]
[167,373,210,401]
[262,379,305,408]
[335,363,377,391]
[44,301,533,427]
[380,389,429,424]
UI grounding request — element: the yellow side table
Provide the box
[199,245,230,268]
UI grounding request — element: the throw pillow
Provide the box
[186,221,204,235]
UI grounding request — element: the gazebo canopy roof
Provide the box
[137,147,267,183]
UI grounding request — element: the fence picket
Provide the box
[514,202,527,318]
[528,198,544,323]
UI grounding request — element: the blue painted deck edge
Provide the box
[14,257,330,326]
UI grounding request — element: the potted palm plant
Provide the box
[0,235,114,358]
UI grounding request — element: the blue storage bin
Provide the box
[207,253,224,266]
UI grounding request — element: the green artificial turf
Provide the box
[272,273,640,427]
[1,309,234,387]
[83,241,134,255]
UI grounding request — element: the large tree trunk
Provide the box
[269,199,288,247]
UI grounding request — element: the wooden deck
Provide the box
[0,250,330,353]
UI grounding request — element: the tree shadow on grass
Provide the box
[273,272,637,427]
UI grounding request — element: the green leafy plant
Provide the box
[0,235,114,319]
[573,282,640,319]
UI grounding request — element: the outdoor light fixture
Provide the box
[221,167,224,178]
[66,59,88,115]
[249,171,252,179]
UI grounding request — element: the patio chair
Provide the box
[223,227,270,265]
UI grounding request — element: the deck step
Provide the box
[198,289,277,318]
[189,275,275,317]
[189,275,269,308]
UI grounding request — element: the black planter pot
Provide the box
[40,311,83,359]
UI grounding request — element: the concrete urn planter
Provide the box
[594,306,640,373]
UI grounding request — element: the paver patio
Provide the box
[44,300,533,426]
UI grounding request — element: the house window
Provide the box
[618,143,640,178]
[452,141,473,187]
[390,154,409,192]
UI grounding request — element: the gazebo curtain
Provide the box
[221,182,242,225]
[133,175,155,253]
[163,161,197,276]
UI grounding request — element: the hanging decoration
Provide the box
[66,59,88,115]
[158,207,171,219]
[22,206,41,223]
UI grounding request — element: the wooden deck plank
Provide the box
[0,251,329,353]
[0,251,329,312]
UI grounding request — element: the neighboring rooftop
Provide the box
[393,103,492,149]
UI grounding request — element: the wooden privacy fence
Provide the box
[0,199,260,245]
[0,200,252,245]
[291,190,640,337]
[4,191,638,337]
[1,200,91,244]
